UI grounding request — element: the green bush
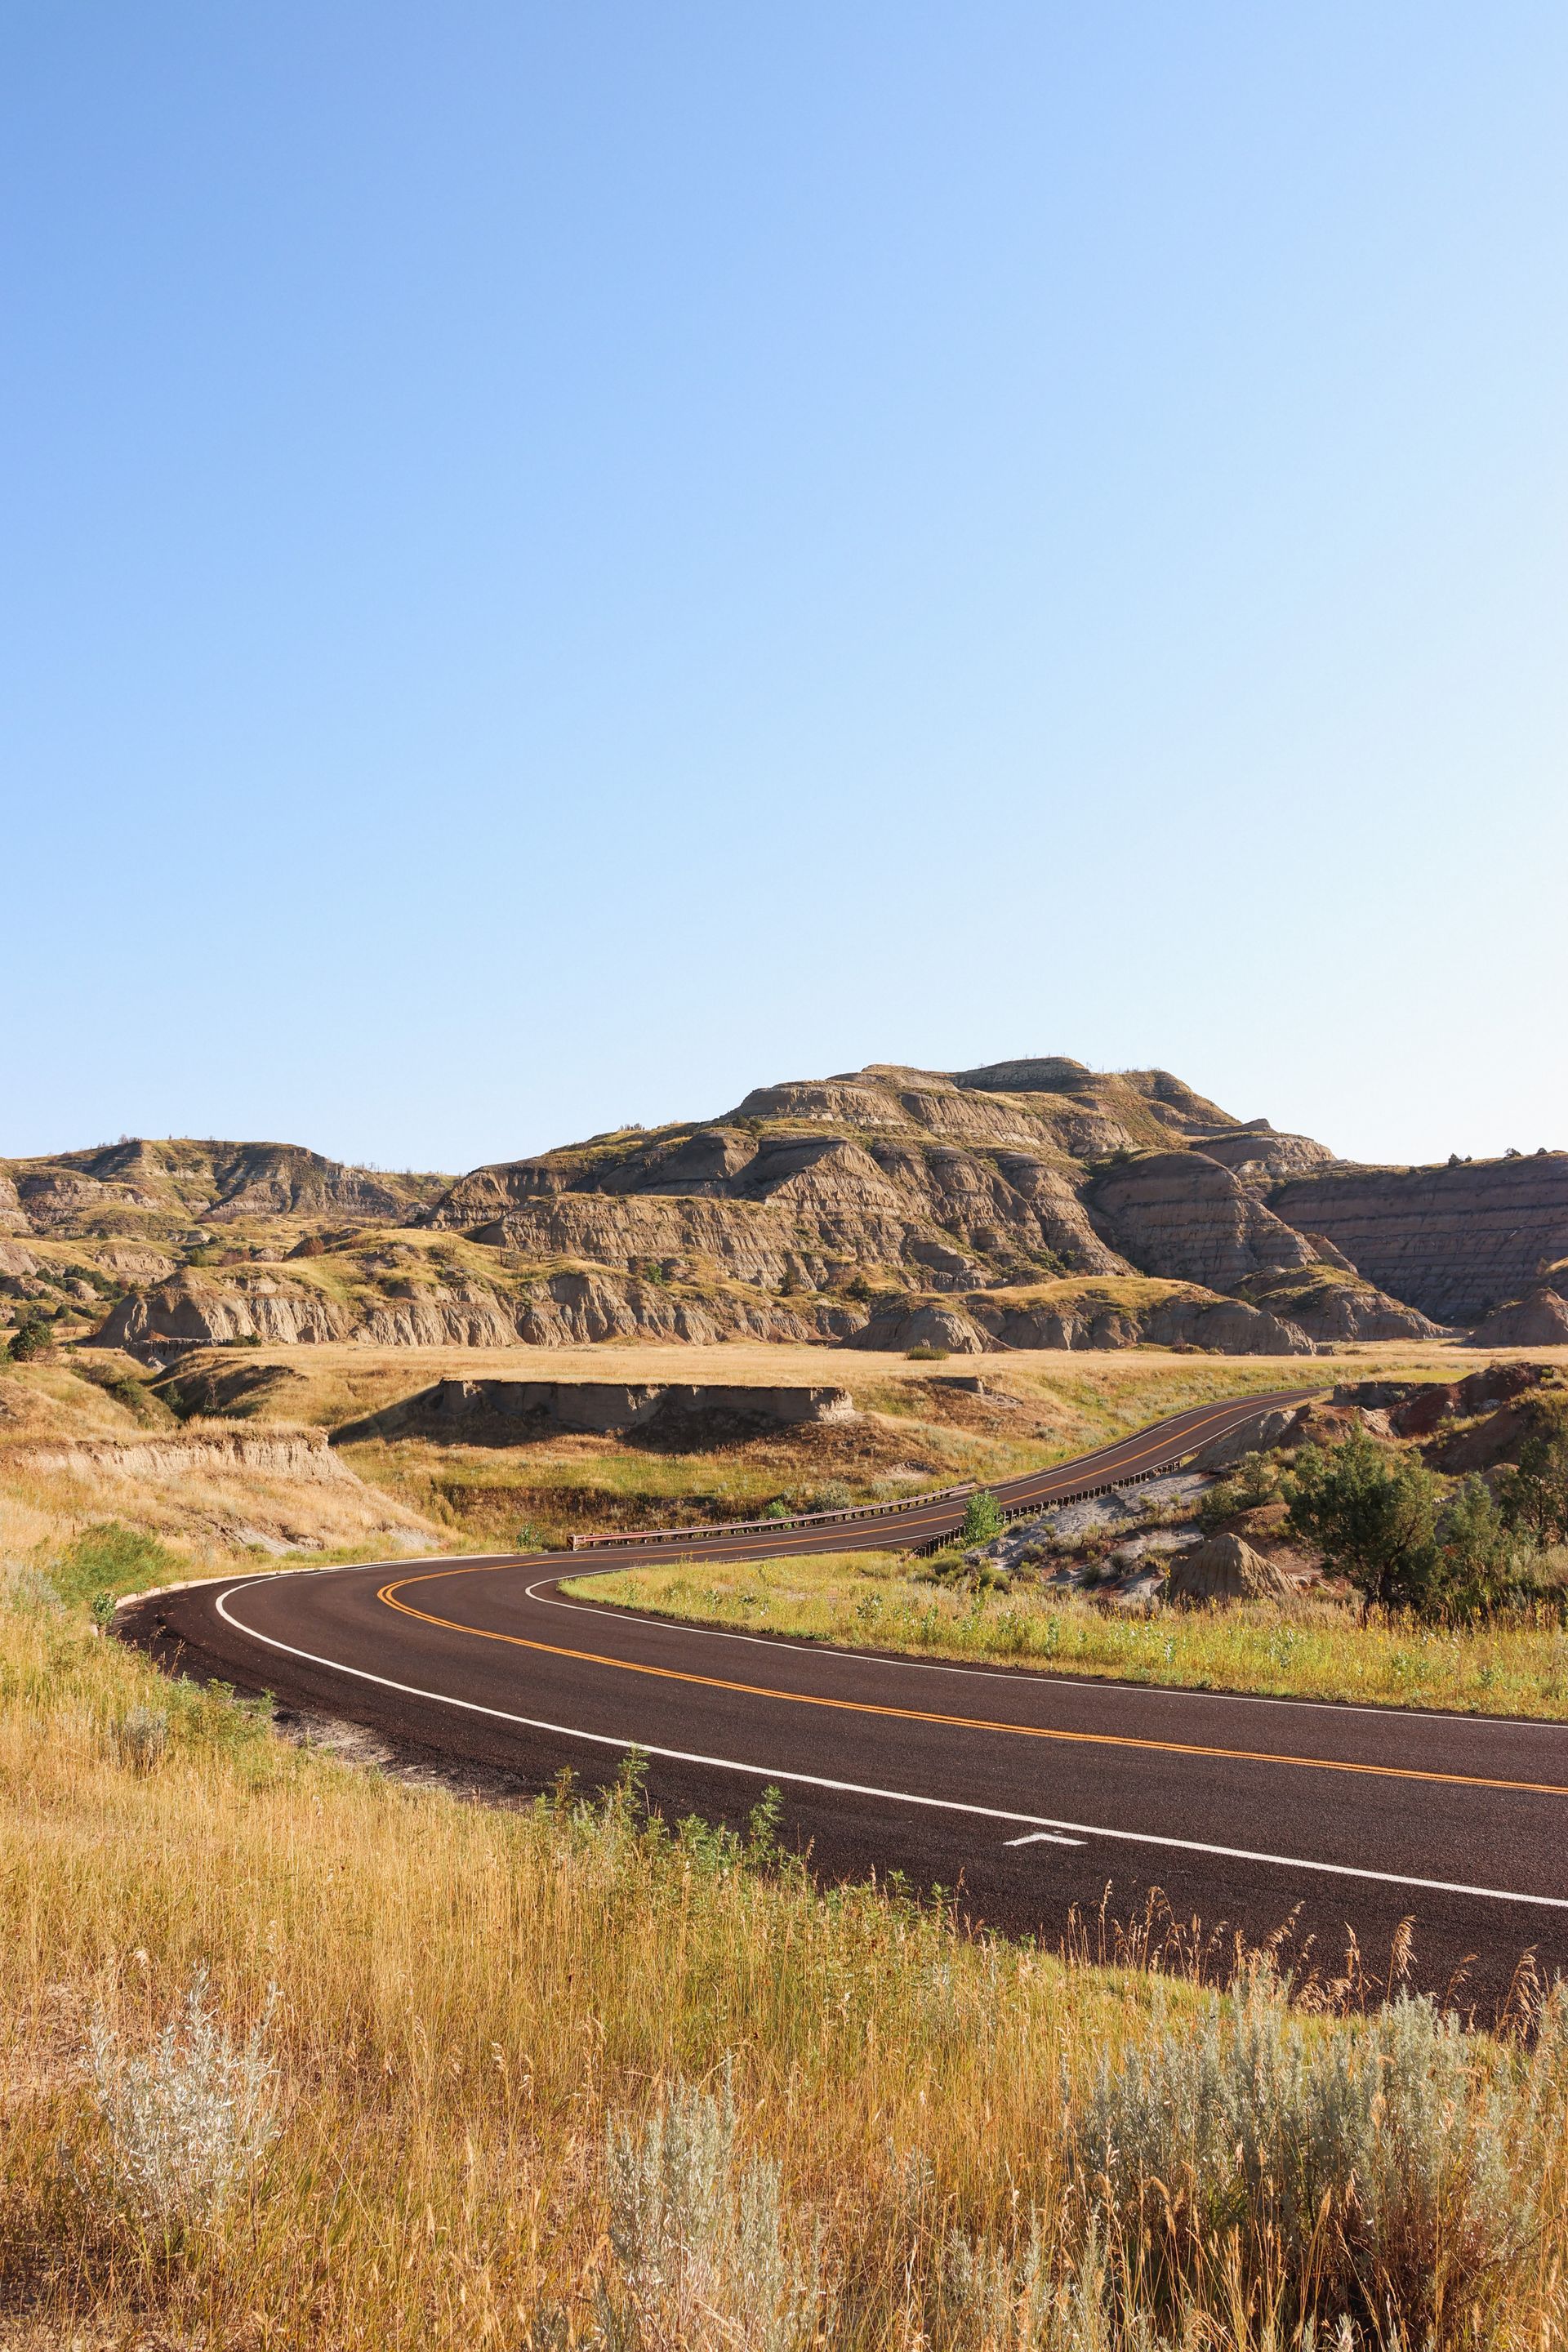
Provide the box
[905,1342,949,1361]
[1286,1434,1443,1611]
[808,1481,854,1514]
[958,1490,1005,1548]
[4,1318,51,1362]
[1434,1476,1526,1615]
[1197,1450,1281,1529]
[1286,1434,1530,1619]
[1497,1404,1568,1548]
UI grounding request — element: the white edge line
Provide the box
[128,1544,1568,1740]
[212,1577,1568,1913]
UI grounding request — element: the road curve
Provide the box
[119,1388,1568,2010]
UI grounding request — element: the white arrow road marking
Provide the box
[207,1575,1568,1914]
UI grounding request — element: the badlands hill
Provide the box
[5,1058,1568,1361]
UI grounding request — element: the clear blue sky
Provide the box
[4,4,1564,1175]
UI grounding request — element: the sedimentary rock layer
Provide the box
[1271,1156,1568,1323]
[19,1054,1562,1361]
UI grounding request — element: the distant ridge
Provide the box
[5,1059,1565,1361]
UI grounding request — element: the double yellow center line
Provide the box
[376,1565,1568,1802]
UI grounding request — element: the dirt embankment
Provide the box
[336,1377,858,1446]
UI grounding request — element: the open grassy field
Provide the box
[568,1551,1568,1722]
[121,1333,1567,1550]
[3,1569,1568,2348]
[4,1332,1563,1570]
[112,1332,1568,1431]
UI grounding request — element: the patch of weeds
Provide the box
[2,1563,66,1615]
[74,1360,168,1424]
[49,1521,182,1612]
[113,1704,170,1773]
[600,2061,827,2352]
[85,1968,281,2233]
[957,1490,1005,1546]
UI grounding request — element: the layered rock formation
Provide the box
[1085,1152,1320,1290]
[6,1054,1559,1363]
[100,1273,354,1350]
[1270,1155,1568,1324]
[967,1285,1317,1356]
[3,1138,446,1243]
[414,1063,1431,1355]
[95,1266,858,1358]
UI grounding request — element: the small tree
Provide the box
[1434,1477,1524,1618]
[1496,1406,1568,1548]
[1198,1450,1281,1530]
[1285,1434,1442,1612]
[4,1318,51,1363]
[958,1490,1005,1548]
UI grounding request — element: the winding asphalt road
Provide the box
[119,1388,1568,2010]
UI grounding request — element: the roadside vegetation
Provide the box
[571,1390,1568,1722]
[3,1554,1568,2348]
[1286,1423,1568,1618]
[568,1549,1568,1720]
[332,1353,1326,1546]
[2,1339,1333,1559]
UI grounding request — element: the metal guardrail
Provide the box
[570,1450,1202,1557]
[569,1480,980,1552]
[906,1459,1181,1556]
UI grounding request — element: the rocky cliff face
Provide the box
[843,1282,1317,1356]
[424,1073,1173,1294]
[1271,1155,1568,1323]
[1086,1152,1320,1290]
[99,1273,354,1349]
[1466,1287,1568,1348]
[16,1054,1557,1365]
[1190,1127,1337,1184]
[2,1138,446,1241]
[343,1377,858,1443]
[93,1263,865,1360]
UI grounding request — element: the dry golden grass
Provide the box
[2,1588,1567,2350]
[0,1363,449,1570]
[7,1423,442,1559]
[0,1594,1097,2345]
[105,1334,1568,1437]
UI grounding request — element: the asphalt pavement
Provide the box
[118,1386,1568,2012]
